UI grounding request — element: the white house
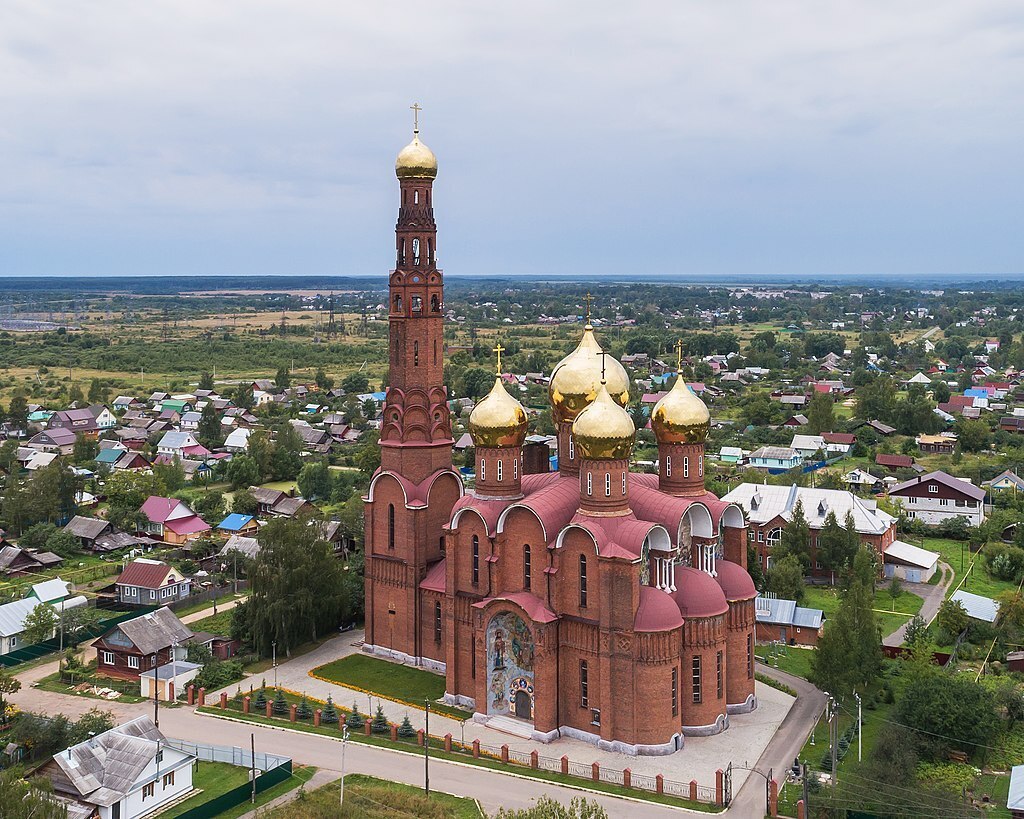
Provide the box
[889,470,987,527]
[223,427,251,453]
[179,411,202,432]
[790,435,826,459]
[37,716,195,819]
[842,468,879,489]
[748,446,803,471]
[883,540,940,583]
[156,431,200,458]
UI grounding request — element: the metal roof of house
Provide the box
[890,470,986,501]
[139,660,201,681]
[723,483,895,534]
[950,589,999,623]
[117,559,174,589]
[29,577,70,604]
[884,540,939,570]
[218,535,260,559]
[0,598,40,637]
[64,516,111,540]
[754,596,824,629]
[103,607,194,656]
[218,513,254,531]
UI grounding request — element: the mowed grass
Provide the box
[310,655,468,720]
[801,582,923,639]
[756,644,815,680]
[260,773,481,818]
[915,536,1020,602]
[190,608,235,637]
[159,761,252,818]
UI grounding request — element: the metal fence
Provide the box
[163,738,290,773]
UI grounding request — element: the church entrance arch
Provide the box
[486,611,535,722]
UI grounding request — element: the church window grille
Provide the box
[434,602,442,644]
[692,656,702,703]
[717,651,723,699]
[683,456,689,478]
[393,294,402,312]
[699,455,704,477]
[472,536,480,585]
[497,459,503,482]
[604,473,611,496]
[747,633,753,679]
[480,458,485,481]
[514,458,519,480]
[524,545,531,590]
[579,555,588,607]
[568,436,574,460]
[387,504,395,550]
[622,472,627,495]
[579,660,589,708]
[412,295,422,312]
[671,667,678,717]
[666,456,671,477]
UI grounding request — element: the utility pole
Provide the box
[854,690,862,762]
[424,699,430,796]
[340,724,350,807]
[250,733,257,804]
[272,641,278,689]
[802,761,810,813]
[830,697,838,786]
[153,652,160,727]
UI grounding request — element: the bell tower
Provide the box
[379,104,453,484]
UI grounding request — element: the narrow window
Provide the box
[622,472,627,495]
[672,667,679,717]
[414,341,419,366]
[471,635,476,678]
[579,554,588,607]
[472,535,480,585]
[412,295,422,312]
[513,458,519,480]
[414,189,419,204]
[497,459,503,482]
[427,239,434,265]
[434,601,442,643]
[604,473,611,496]
[480,458,485,481]
[439,535,445,554]
[568,436,574,460]
[163,771,174,788]
[717,651,723,699]
[747,633,753,679]
[580,660,589,708]
[692,655,702,703]
[387,504,395,550]
[524,544,532,590]
[699,455,704,477]
[586,472,592,496]
[683,456,689,478]
[412,238,420,264]
[666,456,671,477]
[431,293,439,312]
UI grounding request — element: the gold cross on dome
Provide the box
[494,342,505,375]
[675,339,684,372]
[584,292,593,323]
[411,102,422,132]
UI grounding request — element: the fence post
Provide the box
[363,720,371,736]
[656,774,663,795]
[591,762,600,782]
[219,692,228,710]
[501,745,509,764]
[289,704,296,723]
[266,701,273,718]
[187,685,195,706]
[689,780,697,801]
[390,723,398,742]
[716,769,724,807]
[417,729,424,747]
[561,755,568,775]
[198,687,206,706]
[769,779,779,817]
[444,733,452,753]
[623,768,631,788]
[313,709,321,727]
[243,696,250,714]
[797,798,805,819]
[473,740,481,758]
[531,750,538,769]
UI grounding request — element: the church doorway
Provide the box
[514,689,532,719]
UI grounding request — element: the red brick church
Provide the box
[364,118,758,755]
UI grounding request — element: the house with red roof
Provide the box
[139,497,210,545]
[114,558,192,607]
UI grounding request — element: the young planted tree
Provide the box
[346,703,365,729]
[371,703,389,734]
[321,695,339,724]
[397,714,416,738]
[272,688,288,715]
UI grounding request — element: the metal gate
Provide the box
[724,762,732,805]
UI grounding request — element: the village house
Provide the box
[916,434,956,455]
[94,606,193,680]
[217,513,259,536]
[138,497,210,544]
[747,445,803,471]
[248,487,315,518]
[115,558,192,607]
[0,543,63,576]
[754,595,824,646]
[35,715,196,819]
[27,427,78,455]
[889,470,987,527]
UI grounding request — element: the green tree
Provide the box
[397,714,415,738]
[776,501,811,570]
[494,796,609,819]
[272,687,288,715]
[936,599,970,641]
[87,378,107,404]
[746,544,765,591]
[45,529,81,558]
[72,432,99,464]
[355,432,381,477]
[904,613,927,646]
[887,576,902,610]
[956,419,990,453]
[30,460,81,525]
[227,455,261,490]
[68,383,85,405]
[314,368,334,391]
[104,471,166,530]
[0,771,68,819]
[232,487,259,516]
[0,668,21,719]
[815,510,847,575]
[321,694,339,724]
[197,402,222,448]
[896,673,1000,759]
[810,547,882,699]
[298,460,333,501]
[806,391,835,434]
[198,371,215,391]
[233,383,255,410]
[371,703,389,734]
[270,423,303,481]
[23,604,58,644]
[153,455,186,493]
[341,373,369,395]
[7,394,28,431]
[766,554,805,603]
[275,365,291,389]
[931,380,951,404]
[241,518,347,656]
[246,429,274,479]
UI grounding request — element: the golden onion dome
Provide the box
[571,383,636,460]
[548,325,630,423]
[396,131,438,179]
[650,376,711,444]
[469,377,529,448]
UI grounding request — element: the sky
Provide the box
[1,2,1023,280]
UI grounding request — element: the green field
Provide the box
[801,582,923,639]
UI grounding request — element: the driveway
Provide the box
[882,561,953,647]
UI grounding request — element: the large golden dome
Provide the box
[469,377,528,448]
[650,376,711,444]
[572,383,636,460]
[396,132,438,179]
[549,325,630,423]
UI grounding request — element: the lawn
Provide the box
[310,655,469,720]
[189,608,235,637]
[211,765,318,819]
[173,591,246,619]
[259,774,481,819]
[159,761,252,818]
[915,537,1019,602]
[801,583,923,639]
[755,644,815,680]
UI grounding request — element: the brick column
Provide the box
[623,768,631,789]
[591,762,600,782]
[198,687,205,706]
[715,769,724,806]
[769,779,778,816]
[530,751,538,769]
[560,755,568,775]
[219,692,227,709]
[266,701,273,718]
[656,774,664,795]
[689,780,697,801]
[473,740,481,758]
[444,733,452,752]
[417,730,424,747]
[243,696,250,714]
[501,745,509,764]
[797,799,805,819]
[289,704,297,722]
[363,720,371,736]
[390,724,398,741]
[313,709,321,727]
[187,685,195,706]
[168,682,174,702]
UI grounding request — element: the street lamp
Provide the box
[272,641,277,689]
[340,725,350,807]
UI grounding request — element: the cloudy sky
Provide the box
[1,2,1022,279]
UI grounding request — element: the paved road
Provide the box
[882,561,953,647]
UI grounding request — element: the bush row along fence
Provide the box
[196,685,727,807]
[161,738,292,819]
[0,605,158,669]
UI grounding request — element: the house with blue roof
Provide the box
[217,514,258,536]
[95,449,124,466]
[755,595,824,646]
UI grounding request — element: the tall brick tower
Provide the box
[364,109,463,666]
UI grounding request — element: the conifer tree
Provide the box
[778,501,812,571]
[321,695,339,724]
[296,695,313,720]
[345,703,365,729]
[397,714,416,738]
[371,703,389,734]
[272,688,288,715]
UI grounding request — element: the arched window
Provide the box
[699,455,704,477]
[568,436,574,460]
[434,601,442,643]
[414,190,420,205]
[412,238,420,264]
[387,504,395,550]
[604,473,611,496]
[472,535,480,585]
[766,527,782,550]
[427,239,434,265]
[580,660,589,707]
[665,456,671,477]
[393,294,402,313]
[692,655,702,704]
[414,341,419,366]
[579,554,588,607]
[514,458,519,480]
[411,295,422,313]
[671,667,678,717]
[683,456,689,478]
[497,459,503,482]
[433,339,438,365]
[524,544,531,590]
[431,294,439,312]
